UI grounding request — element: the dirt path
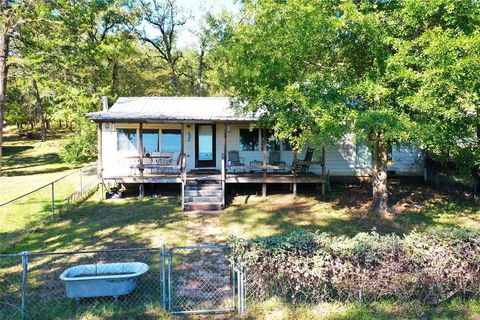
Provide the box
[184,212,227,246]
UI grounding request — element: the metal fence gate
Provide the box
[0,246,244,319]
[162,245,236,315]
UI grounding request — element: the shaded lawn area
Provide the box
[0,133,78,202]
[9,184,480,254]
[221,184,480,239]
[3,184,480,319]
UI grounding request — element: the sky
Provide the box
[143,0,240,48]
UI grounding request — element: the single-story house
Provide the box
[86,97,424,211]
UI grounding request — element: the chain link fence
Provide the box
[0,164,97,253]
[167,245,234,314]
[0,245,237,319]
[0,248,164,320]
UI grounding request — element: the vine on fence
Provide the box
[228,230,480,305]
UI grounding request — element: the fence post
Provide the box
[242,266,246,313]
[236,266,240,313]
[50,182,55,219]
[167,252,172,312]
[237,265,245,314]
[232,263,235,312]
[21,251,28,320]
[161,245,166,311]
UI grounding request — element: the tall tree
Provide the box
[219,0,479,213]
[190,12,217,96]
[0,0,41,175]
[137,0,185,95]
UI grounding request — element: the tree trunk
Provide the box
[168,60,179,95]
[32,80,47,142]
[371,131,388,214]
[0,31,9,176]
[196,47,205,97]
[474,107,480,201]
[16,121,23,135]
[111,61,118,96]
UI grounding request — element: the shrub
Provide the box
[227,230,480,305]
[60,120,97,165]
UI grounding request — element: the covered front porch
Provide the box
[98,119,329,210]
[92,97,329,210]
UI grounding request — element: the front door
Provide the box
[195,124,216,168]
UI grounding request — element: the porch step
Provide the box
[185,185,222,191]
[184,202,223,211]
[183,177,223,211]
[184,196,222,203]
[186,179,221,185]
[185,189,222,197]
[187,174,221,181]
[185,183,222,191]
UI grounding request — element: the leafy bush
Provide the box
[228,230,480,305]
[60,120,97,165]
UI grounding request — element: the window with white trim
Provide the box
[239,128,260,151]
[356,141,372,166]
[117,129,137,151]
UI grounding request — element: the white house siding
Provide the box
[100,122,425,178]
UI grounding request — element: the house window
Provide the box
[117,129,137,151]
[356,141,372,166]
[161,129,181,153]
[261,129,280,151]
[143,129,159,153]
[240,128,259,151]
[282,141,293,151]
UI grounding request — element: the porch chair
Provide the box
[157,153,181,175]
[268,151,286,172]
[250,160,263,173]
[295,147,314,174]
[228,151,245,173]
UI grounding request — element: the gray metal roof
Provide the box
[85,97,258,123]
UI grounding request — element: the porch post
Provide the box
[181,123,185,172]
[181,123,185,210]
[138,123,144,198]
[181,123,185,155]
[321,144,326,195]
[224,124,227,166]
[292,148,298,196]
[262,128,267,197]
[97,123,103,201]
[223,124,227,206]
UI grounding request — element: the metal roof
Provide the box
[85,97,258,123]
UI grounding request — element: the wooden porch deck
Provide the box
[100,153,328,211]
[103,172,325,184]
[225,172,325,183]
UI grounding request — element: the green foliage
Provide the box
[5,0,226,149]
[219,0,480,173]
[60,120,97,165]
[228,229,480,305]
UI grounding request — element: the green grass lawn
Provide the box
[243,297,480,320]
[7,183,480,254]
[2,129,480,319]
[0,130,79,202]
[4,185,478,319]
[0,130,97,253]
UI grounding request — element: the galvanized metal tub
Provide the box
[60,262,149,301]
